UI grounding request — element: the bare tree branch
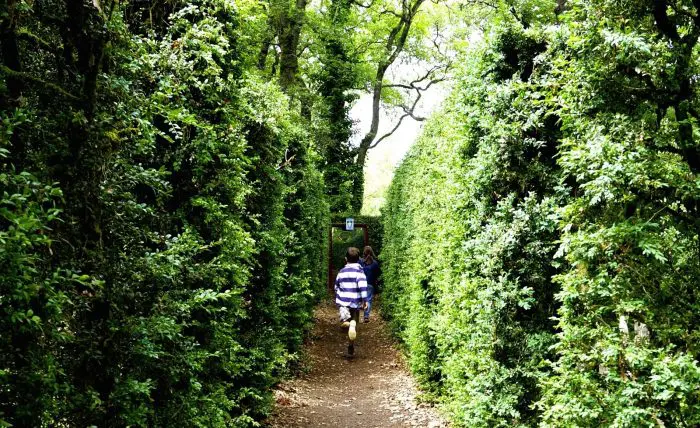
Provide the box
[348,40,385,57]
[276,149,297,170]
[467,0,498,9]
[369,113,411,148]
[369,74,433,148]
[351,0,452,208]
[509,5,529,28]
[0,65,79,101]
[379,8,403,18]
[350,0,375,8]
[384,63,449,90]
[297,42,312,57]
[356,0,427,161]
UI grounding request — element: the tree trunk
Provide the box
[257,13,276,70]
[351,0,424,210]
[555,0,568,16]
[0,0,22,104]
[319,0,357,212]
[278,0,307,92]
[352,67,385,210]
[0,0,25,163]
[64,0,106,118]
[258,39,272,70]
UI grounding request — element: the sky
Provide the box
[349,82,447,215]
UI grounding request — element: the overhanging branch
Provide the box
[369,77,431,148]
[0,65,79,101]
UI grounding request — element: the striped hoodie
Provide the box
[334,263,369,308]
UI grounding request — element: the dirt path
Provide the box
[265,299,448,428]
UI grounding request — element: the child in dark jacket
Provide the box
[359,246,380,323]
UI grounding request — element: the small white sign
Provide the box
[345,217,354,231]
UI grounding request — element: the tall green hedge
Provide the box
[383,24,561,426]
[0,1,328,426]
[382,2,700,426]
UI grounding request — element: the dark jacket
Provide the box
[360,258,380,287]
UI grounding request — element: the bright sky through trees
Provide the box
[353,81,448,214]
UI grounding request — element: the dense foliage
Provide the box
[0,0,331,425]
[4,0,699,425]
[382,0,700,426]
[1,0,449,419]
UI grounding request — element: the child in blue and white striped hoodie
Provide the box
[334,247,368,356]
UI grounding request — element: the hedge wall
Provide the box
[0,1,328,426]
[382,26,561,426]
[382,5,700,426]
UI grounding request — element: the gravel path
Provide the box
[265,299,449,428]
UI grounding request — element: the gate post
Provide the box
[328,225,334,292]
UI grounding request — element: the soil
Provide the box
[265,299,449,428]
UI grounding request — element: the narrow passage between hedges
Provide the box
[265,299,448,428]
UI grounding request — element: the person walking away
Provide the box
[335,247,368,356]
[360,246,380,323]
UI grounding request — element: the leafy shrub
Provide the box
[0,0,328,426]
[538,2,700,425]
[383,25,561,426]
[383,2,700,426]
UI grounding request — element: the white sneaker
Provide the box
[348,320,357,341]
[341,321,350,328]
